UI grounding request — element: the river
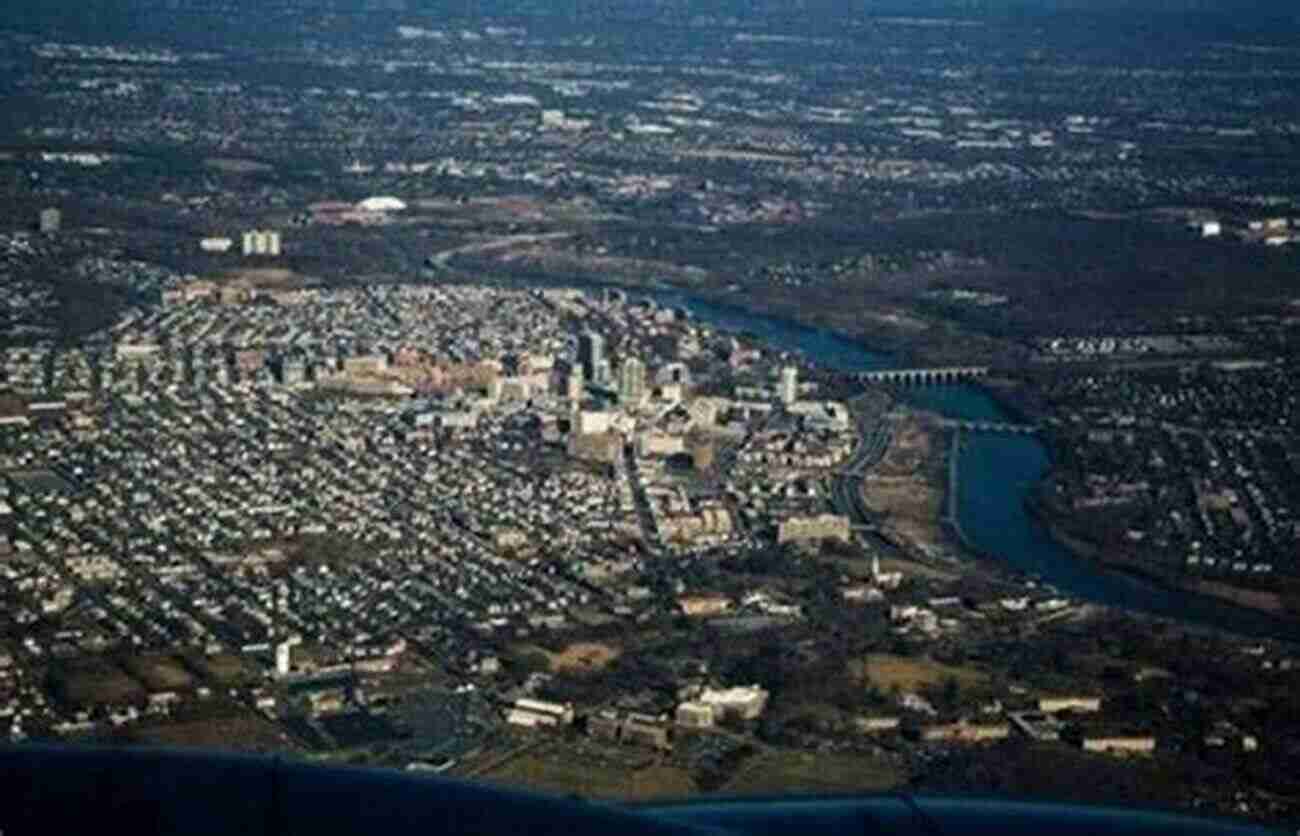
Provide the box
[628,286,1300,641]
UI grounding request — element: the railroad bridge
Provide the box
[938,420,1039,435]
[858,366,989,385]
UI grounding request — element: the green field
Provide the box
[123,654,195,691]
[130,712,299,753]
[721,750,904,795]
[191,652,257,685]
[51,659,144,706]
[481,751,695,800]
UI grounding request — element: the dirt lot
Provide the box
[850,654,989,692]
[862,414,948,552]
[217,266,303,288]
[547,642,622,673]
[518,642,623,674]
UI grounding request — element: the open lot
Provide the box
[850,654,989,693]
[544,642,622,673]
[862,415,948,552]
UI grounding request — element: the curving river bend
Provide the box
[625,287,1300,642]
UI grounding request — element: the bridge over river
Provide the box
[858,366,989,385]
[938,419,1039,435]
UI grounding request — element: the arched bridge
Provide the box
[939,419,1039,435]
[859,366,989,385]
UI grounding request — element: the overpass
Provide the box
[938,419,1039,435]
[858,366,989,385]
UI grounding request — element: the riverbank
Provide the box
[1025,491,1298,622]
[454,264,1300,641]
[859,410,952,558]
[444,263,1011,368]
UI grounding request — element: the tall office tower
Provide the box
[275,641,292,678]
[567,367,585,402]
[619,357,646,408]
[39,208,61,234]
[577,331,605,383]
[779,365,798,405]
[242,229,281,256]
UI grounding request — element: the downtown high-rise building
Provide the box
[779,366,799,405]
[619,356,646,407]
[578,331,606,384]
[566,367,585,402]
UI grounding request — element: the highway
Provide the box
[829,394,894,529]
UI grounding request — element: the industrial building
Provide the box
[696,685,769,721]
[505,698,575,728]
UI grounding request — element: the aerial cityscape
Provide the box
[2,0,1300,828]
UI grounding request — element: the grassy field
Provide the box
[480,751,695,800]
[720,750,903,795]
[51,659,144,706]
[123,654,194,691]
[130,713,300,753]
[190,652,258,685]
[851,654,988,692]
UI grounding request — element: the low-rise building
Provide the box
[507,698,575,727]
[1038,696,1101,714]
[697,685,769,721]
[921,720,1010,744]
[1081,735,1156,756]
[621,712,671,750]
[677,596,732,617]
[778,514,850,544]
[675,701,716,729]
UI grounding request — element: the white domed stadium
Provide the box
[356,196,407,212]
